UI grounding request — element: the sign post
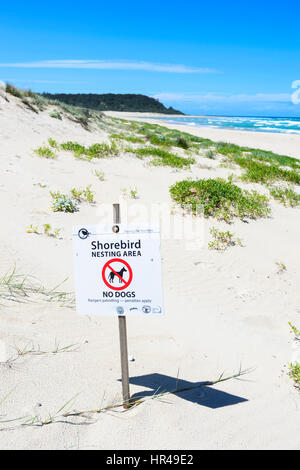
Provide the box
[72,208,164,410]
[113,203,130,408]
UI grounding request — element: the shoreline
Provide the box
[105,111,300,158]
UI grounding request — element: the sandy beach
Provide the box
[1,95,300,450]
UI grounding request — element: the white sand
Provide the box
[0,100,300,449]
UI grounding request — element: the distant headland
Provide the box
[42,92,184,115]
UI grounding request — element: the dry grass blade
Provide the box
[0,366,252,428]
[11,340,81,360]
[0,266,75,307]
[0,388,17,410]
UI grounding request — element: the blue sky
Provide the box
[1,0,300,116]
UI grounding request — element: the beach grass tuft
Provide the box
[70,185,95,203]
[0,266,74,306]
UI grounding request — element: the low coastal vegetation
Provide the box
[289,363,300,389]
[49,110,62,120]
[121,186,139,199]
[50,191,78,213]
[6,85,300,217]
[111,133,144,144]
[236,158,300,185]
[130,146,195,168]
[269,186,300,207]
[288,322,300,390]
[208,227,243,250]
[9,83,299,183]
[5,83,104,130]
[70,185,95,203]
[108,118,300,216]
[61,141,119,160]
[26,223,61,238]
[289,322,300,338]
[50,186,95,212]
[34,139,119,162]
[275,261,287,274]
[169,178,270,222]
[108,119,300,191]
[93,169,105,181]
[34,145,57,159]
[48,138,59,149]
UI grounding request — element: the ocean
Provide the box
[152,115,300,134]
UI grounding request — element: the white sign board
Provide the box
[73,224,164,316]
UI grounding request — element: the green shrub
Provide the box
[169,178,270,221]
[175,136,190,149]
[50,191,78,212]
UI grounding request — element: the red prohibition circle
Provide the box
[102,258,133,291]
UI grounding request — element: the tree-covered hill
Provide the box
[42,93,184,114]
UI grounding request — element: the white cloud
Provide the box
[154,92,291,103]
[1,78,88,84]
[0,60,218,74]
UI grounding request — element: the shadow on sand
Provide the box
[121,373,247,409]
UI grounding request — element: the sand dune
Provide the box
[0,96,300,449]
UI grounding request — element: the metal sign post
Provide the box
[113,203,130,408]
